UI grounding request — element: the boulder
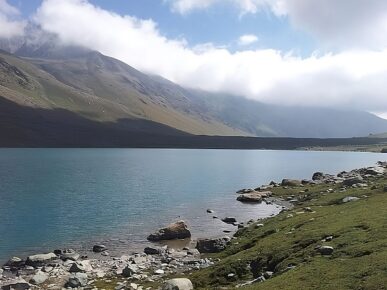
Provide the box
[25,253,57,268]
[343,177,363,186]
[65,273,88,288]
[147,221,191,241]
[122,265,138,278]
[29,271,48,285]
[312,172,324,181]
[144,246,165,255]
[196,237,231,253]
[4,257,24,268]
[362,167,384,176]
[237,194,263,203]
[281,179,302,187]
[92,245,107,253]
[59,249,79,261]
[162,278,193,290]
[221,217,237,224]
[318,246,334,255]
[1,280,31,290]
[69,261,92,273]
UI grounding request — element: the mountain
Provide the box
[1,35,387,146]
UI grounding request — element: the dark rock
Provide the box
[196,237,231,253]
[69,263,86,273]
[147,221,191,241]
[318,246,334,255]
[343,177,363,186]
[312,172,324,180]
[4,257,24,268]
[206,209,214,213]
[144,246,165,255]
[221,217,237,224]
[92,245,107,253]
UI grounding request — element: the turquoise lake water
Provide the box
[0,149,384,263]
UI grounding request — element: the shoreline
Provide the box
[1,161,385,289]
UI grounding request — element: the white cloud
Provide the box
[32,0,387,113]
[166,0,276,15]
[0,0,26,38]
[238,34,259,46]
[167,0,387,48]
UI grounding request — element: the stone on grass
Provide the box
[162,278,193,290]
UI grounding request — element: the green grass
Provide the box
[188,176,387,289]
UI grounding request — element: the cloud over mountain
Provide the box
[0,0,25,38]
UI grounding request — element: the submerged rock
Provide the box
[221,217,237,224]
[147,221,191,241]
[92,244,107,253]
[162,278,193,290]
[196,237,231,253]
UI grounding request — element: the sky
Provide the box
[1,0,387,116]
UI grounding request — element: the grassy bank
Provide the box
[188,176,387,289]
[91,169,387,290]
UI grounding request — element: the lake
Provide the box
[0,149,384,263]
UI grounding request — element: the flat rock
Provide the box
[1,279,31,290]
[25,253,57,268]
[342,196,360,203]
[147,221,191,241]
[237,193,263,203]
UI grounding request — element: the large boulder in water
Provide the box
[147,221,191,241]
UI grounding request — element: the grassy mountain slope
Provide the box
[0,50,245,136]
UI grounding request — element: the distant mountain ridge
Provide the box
[1,32,387,144]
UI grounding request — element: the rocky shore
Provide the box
[1,161,386,290]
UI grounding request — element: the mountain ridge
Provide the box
[1,36,387,142]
